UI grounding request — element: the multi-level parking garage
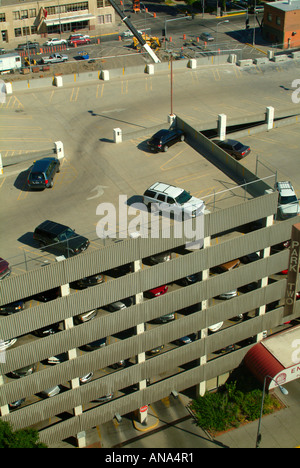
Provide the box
[1,108,300,447]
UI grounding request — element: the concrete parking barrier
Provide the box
[188,59,197,69]
[54,75,63,87]
[292,51,300,59]
[5,82,12,95]
[101,70,110,80]
[254,57,269,65]
[145,64,154,74]
[273,54,288,62]
[237,59,253,67]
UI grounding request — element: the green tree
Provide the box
[0,420,47,448]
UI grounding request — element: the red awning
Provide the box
[244,342,285,388]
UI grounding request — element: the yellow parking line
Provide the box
[160,148,187,172]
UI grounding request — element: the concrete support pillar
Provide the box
[0,153,3,175]
[56,255,86,448]
[218,113,227,141]
[5,82,12,95]
[196,231,211,397]
[256,214,273,342]
[266,106,274,131]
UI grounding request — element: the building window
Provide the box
[22,26,30,36]
[47,2,89,15]
[0,13,6,22]
[97,15,104,24]
[21,10,29,19]
[276,16,281,25]
[14,28,22,37]
[29,9,37,18]
[13,11,21,20]
[97,0,105,7]
[105,14,112,23]
[267,14,272,22]
[31,26,37,34]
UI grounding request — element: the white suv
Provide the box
[275,181,300,219]
[143,182,204,218]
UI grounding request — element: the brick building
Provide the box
[0,0,115,45]
[263,0,300,49]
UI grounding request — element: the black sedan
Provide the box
[147,129,185,152]
[16,41,40,50]
[215,139,251,159]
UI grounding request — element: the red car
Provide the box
[68,36,91,47]
[144,285,168,298]
[0,257,11,280]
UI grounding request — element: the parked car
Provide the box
[71,274,104,289]
[44,38,67,46]
[143,181,204,219]
[16,41,39,50]
[34,287,60,303]
[173,336,193,346]
[27,157,60,190]
[8,364,36,379]
[0,300,24,315]
[74,308,97,324]
[147,345,164,355]
[41,53,68,64]
[82,337,106,351]
[215,139,251,159]
[93,393,113,403]
[80,372,94,384]
[144,285,168,298]
[200,32,214,42]
[147,128,185,152]
[178,273,201,286]
[208,322,223,333]
[275,181,300,219]
[0,338,17,350]
[107,297,133,312]
[153,313,175,323]
[122,29,143,37]
[33,220,90,256]
[68,33,90,40]
[0,257,11,280]
[217,290,237,300]
[143,251,171,265]
[33,323,61,338]
[68,35,91,46]
[9,398,25,409]
[240,252,260,264]
[41,385,61,398]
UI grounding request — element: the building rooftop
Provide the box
[266,0,300,12]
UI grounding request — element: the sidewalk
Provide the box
[214,380,300,448]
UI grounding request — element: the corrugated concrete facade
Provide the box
[0,123,300,447]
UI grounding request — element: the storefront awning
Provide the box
[45,14,95,26]
[244,325,300,389]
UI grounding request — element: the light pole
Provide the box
[216,19,229,53]
[21,15,31,73]
[256,375,288,448]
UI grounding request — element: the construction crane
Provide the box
[107,0,160,63]
[133,33,161,52]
